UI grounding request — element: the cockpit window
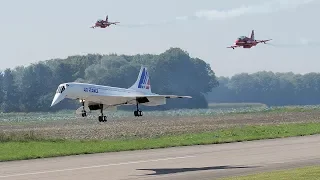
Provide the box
[56,85,66,94]
[238,36,246,40]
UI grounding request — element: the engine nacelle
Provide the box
[88,104,117,111]
[88,104,101,110]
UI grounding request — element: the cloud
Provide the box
[119,0,315,28]
[194,0,315,20]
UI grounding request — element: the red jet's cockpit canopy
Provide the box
[56,84,68,94]
[238,36,246,40]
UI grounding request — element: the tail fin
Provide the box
[129,66,152,94]
[250,30,255,40]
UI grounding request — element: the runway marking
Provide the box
[0,155,196,178]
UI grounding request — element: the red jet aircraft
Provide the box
[90,15,120,29]
[227,30,272,49]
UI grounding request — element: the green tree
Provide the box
[0,48,221,112]
[206,71,320,106]
[1,69,19,112]
[0,72,3,104]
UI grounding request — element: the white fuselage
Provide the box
[51,82,165,107]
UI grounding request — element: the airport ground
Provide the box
[1,106,320,179]
[1,106,320,140]
[0,135,319,180]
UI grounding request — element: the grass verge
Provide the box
[208,102,267,109]
[220,166,320,180]
[1,122,320,162]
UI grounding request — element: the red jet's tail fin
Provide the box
[250,30,255,40]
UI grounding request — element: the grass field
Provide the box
[2,104,320,123]
[1,105,320,161]
[2,105,320,140]
[221,166,320,180]
[1,122,320,161]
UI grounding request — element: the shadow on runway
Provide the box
[137,165,261,175]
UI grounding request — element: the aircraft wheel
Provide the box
[98,116,103,122]
[81,112,87,117]
[98,115,107,122]
[134,110,143,117]
[134,110,138,117]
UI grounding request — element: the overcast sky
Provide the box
[0,0,319,76]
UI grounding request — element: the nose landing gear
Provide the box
[80,100,87,117]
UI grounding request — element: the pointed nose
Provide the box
[51,93,64,107]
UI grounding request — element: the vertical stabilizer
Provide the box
[251,30,255,40]
[129,66,152,94]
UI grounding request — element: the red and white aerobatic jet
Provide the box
[227,30,272,49]
[90,15,120,29]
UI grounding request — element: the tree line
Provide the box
[206,71,320,106]
[2,47,319,113]
[0,48,219,112]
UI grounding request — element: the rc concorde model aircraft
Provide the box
[51,66,192,122]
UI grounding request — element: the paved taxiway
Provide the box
[0,135,320,180]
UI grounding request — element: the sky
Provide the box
[0,0,319,77]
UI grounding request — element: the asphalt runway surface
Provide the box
[1,135,320,180]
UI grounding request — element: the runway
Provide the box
[1,135,320,180]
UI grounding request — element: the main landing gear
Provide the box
[98,104,107,122]
[134,103,143,117]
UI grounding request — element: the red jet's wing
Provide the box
[110,22,120,25]
[256,39,272,44]
[227,45,240,49]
